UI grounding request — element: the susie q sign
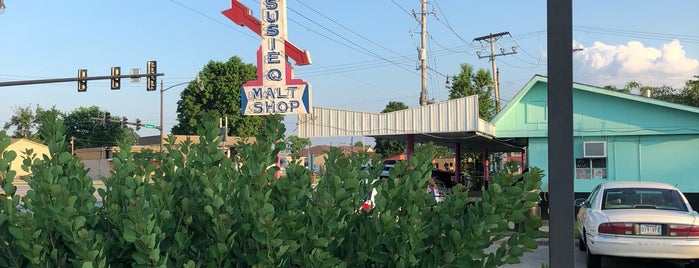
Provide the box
[223,0,312,115]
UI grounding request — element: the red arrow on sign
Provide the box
[222,0,312,66]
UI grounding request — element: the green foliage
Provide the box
[0,114,545,266]
[64,106,137,149]
[171,56,283,137]
[285,135,311,158]
[430,143,453,159]
[374,101,408,158]
[606,77,699,108]
[5,113,104,267]
[2,104,63,142]
[2,105,37,139]
[448,63,496,121]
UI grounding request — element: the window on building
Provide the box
[576,157,607,179]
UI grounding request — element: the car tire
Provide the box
[578,237,586,251]
[585,240,602,268]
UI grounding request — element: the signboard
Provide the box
[144,124,156,129]
[223,0,312,116]
[241,49,311,114]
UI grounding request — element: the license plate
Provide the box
[640,224,662,235]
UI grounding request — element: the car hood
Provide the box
[603,209,699,225]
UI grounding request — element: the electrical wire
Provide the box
[296,0,413,62]
[433,0,479,56]
[286,6,419,77]
[389,0,415,18]
[573,25,699,44]
[168,0,258,41]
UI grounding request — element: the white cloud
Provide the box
[574,39,699,88]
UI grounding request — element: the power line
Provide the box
[389,0,414,18]
[573,25,699,44]
[296,0,412,62]
[286,5,419,77]
[168,0,258,40]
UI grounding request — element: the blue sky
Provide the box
[2,0,698,146]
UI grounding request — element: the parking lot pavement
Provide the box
[503,243,585,268]
[505,242,689,268]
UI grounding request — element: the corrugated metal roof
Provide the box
[298,96,485,137]
[297,96,524,152]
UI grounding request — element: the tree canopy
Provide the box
[448,63,496,121]
[373,101,408,158]
[606,76,699,108]
[63,106,137,149]
[171,56,283,137]
[285,135,311,158]
[3,105,38,140]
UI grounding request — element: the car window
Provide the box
[601,187,688,211]
[586,185,600,208]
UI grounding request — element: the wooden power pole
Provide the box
[473,32,517,112]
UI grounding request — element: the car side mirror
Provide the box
[574,198,586,207]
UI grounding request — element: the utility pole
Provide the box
[473,32,517,112]
[419,0,427,106]
[219,117,228,156]
[413,0,431,106]
[71,136,75,155]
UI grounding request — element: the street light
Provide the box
[159,75,203,153]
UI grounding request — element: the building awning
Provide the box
[297,96,524,152]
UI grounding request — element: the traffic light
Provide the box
[78,69,87,92]
[111,67,121,90]
[146,60,157,91]
[136,118,142,130]
[121,117,128,128]
[104,112,111,126]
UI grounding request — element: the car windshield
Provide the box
[601,187,688,211]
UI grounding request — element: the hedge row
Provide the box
[0,114,544,267]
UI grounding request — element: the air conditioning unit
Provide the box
[583,141,607,158]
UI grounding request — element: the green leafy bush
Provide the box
[0,113,544,267]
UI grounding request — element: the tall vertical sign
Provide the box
[223,0,312,116]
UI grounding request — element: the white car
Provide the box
[575,181,699,268]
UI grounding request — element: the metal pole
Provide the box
[0,73,163,88]
[158,78,200,154]
[160,80,164,153]
[419,0,428,106]
[547,0,574,266]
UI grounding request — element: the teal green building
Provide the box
[492,75,699,202]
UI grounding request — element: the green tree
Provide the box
[652,76,699,107]
[171,56,283,137]
[63,106,137,149]
[374,102,408,158]
[2,105,63,142]
[34,106,63,128]
[607,77,699,108]
[286,135,311,158]
[432,142,453,158]
[448,63,496,121]
[3,105,36,139]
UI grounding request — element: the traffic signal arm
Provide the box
[0,73,164,87]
